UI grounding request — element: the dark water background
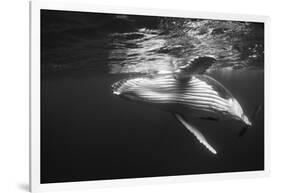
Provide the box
[41,10,264,183]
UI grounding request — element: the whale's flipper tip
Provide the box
[210,147,217,155]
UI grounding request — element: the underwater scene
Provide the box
[41,10,264,183]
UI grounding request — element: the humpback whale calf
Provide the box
[111,56,251,155]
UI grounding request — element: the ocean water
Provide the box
[41,10,264,183]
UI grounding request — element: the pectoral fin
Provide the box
[173,113,217,155]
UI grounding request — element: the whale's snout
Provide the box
[112,88,121,95]
[112,80,125,96]
[111,79,138,101]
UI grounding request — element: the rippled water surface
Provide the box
[41,10,264,183]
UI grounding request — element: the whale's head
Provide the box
[112,74,251,127]
[112,77,149,102]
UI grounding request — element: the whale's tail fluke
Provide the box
[173,113,217,155]
[238,103,263,137]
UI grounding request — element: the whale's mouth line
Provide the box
[113,90,120,95]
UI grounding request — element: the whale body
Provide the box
[112,57,251,154]
[112,74,251,154]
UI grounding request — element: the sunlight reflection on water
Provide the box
[107,20,263,75]
[109,29,180,74]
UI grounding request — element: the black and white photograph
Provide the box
[40,9,264,184]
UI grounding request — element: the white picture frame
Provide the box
[30,0,270,192]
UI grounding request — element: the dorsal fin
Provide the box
[180,56,217,75]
